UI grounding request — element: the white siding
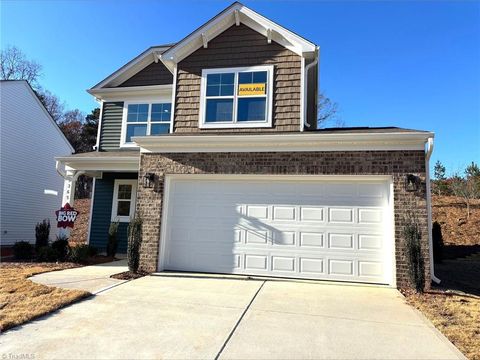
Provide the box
[0,81,73,245]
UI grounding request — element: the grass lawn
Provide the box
[0,263,91,332]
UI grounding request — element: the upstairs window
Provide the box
[200,66,273,128]
[123,102,171,145]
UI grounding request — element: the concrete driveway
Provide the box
[1,274,464,360]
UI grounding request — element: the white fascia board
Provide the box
[160,3,317,72]
[133,132,434,153]
[90,46,170,90]
[55,156,140,172]
[87,85,173,101]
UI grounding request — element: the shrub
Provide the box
[106,221,119,257]
[88,245,98,257]
[36,246,59,262]
[68,244,90,263]
[432,221,443,264]
[404,213,425,292]
[51,237,70,262]
[127,217,142,273]
[13,241,34,261]
[35,219,50,249]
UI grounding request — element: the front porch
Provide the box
[55,151,140,254]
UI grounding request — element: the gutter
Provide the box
[425,137,441,284]
[55,160,85,181]
[303,48,319,130]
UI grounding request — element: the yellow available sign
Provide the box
[238,83,266,96]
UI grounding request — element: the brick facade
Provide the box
[174,24,302,133]
[135,150,431,290]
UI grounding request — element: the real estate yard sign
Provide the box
[55,203,79,228]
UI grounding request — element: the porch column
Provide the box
[62,168,77,206]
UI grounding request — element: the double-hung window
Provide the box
[123,102,171,145]
[200,66,273,128]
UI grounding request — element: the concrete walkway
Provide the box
[1,274,465,359]
[30,259,128,293]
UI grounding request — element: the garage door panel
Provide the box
[163,178,392,284]
[299,232,325,247]
[299,257,325,274]
[300,207,325,222]
[328,233,355,250]
[328,207,354,223]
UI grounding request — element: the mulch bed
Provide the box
[111,270,148,280]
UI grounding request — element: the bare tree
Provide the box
[35,88,65,123]
[0,46,42,87]
[318,93,342,128]
[450,173,480,220]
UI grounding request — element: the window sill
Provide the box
[199,121,272,129]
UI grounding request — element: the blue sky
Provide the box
[1,0,479,173]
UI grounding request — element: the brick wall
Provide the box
[136,150,430,290]
[174,24,302,133]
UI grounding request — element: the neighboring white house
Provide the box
[0,80,74,247]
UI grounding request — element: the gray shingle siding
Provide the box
[89,172,138,253]
[118,62,173,87]
[99,102,124,151]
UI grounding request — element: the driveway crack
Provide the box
[214,280,266,360]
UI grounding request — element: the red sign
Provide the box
[55,203,79,228]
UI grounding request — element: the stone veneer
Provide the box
[135,150,430,290]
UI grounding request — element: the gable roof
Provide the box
[160,2,318,72]
[0,80,74,153]
[88,44,174,92]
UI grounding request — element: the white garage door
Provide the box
[161,176,393,285]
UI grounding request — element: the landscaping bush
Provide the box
[51,237,70,262]
[13,241,34,261]
[432,221,443,264]
[36,246,59,262]
[106,221,119,257]
[88,245,98,257]
[35,219,50,249]
[127,217,142,273]
[68,244,90,263]
[404,213,425,292]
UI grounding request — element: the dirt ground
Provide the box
[407,195,480,360]
[432,195,480,246]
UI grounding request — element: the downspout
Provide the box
[55,160,67,179]
[303,48,319,130]
[426,137,441,284]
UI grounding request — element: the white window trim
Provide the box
[120,96,172,148]
[199,65,274,129]
[111,179,137,222]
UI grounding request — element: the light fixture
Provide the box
[143,173,155,188]
[405,174,419,192]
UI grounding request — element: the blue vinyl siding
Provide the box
[89,172,138,254]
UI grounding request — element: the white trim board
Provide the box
[88,85,172,101]
[133,132,434,153]
[55,156,140,172]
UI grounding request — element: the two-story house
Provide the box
[56,2,437,289]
